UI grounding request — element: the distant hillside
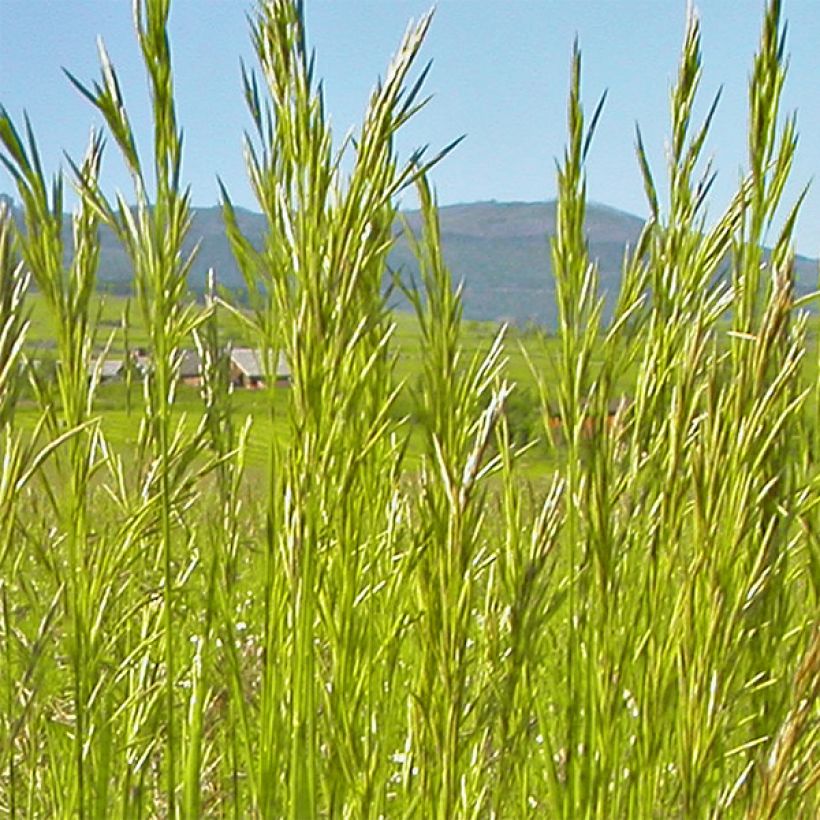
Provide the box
[186,200,648,325]
[391,201,647,325]
[2,194,816,327]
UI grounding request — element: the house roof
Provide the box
[98,359,125,379]
[230,347,290,379]
[275,351,290,379]
[178,349,203,378]
[230,347,264,378]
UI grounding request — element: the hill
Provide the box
[2,194,816,326]
[390,200,646,325]
[183,200,650,325]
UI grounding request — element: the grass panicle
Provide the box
[0,0,816,816]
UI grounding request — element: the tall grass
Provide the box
[0,0,817,816]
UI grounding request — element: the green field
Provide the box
[1,1,817,817]
[20,288,820,480]
[19,290,574,477]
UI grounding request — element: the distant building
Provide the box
[607,396,633,418]
[547,395,633,437]
[178,349,204,387]
[131,348,152,378]
[84,356,125,384]
[81,346,293,390]
[96,358,126,383]
[229,347,291,389]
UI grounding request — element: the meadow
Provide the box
[17,293,560,476]
[0,0,817,817]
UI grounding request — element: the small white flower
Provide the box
[623,688,640,718]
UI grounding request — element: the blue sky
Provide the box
[1,1,819,256]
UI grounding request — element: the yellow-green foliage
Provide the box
[0,1,817,817]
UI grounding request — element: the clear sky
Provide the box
[1,1,819,256]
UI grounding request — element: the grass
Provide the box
[0,0,818,817]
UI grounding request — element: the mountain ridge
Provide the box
[2,194,816,326]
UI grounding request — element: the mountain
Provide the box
[2,196,816,326]
[184,201,645,325]
[390,201,646,325]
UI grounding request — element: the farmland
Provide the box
[0,0,818,817]
[17,291,566,477]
